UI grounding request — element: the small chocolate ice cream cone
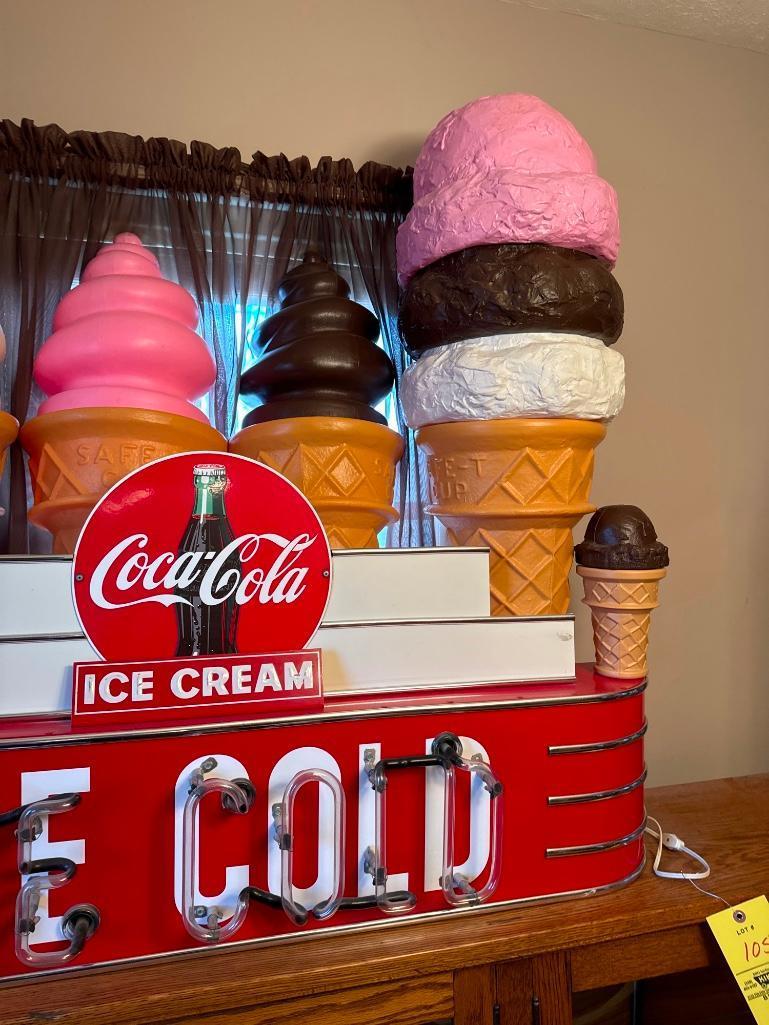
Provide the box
[575,505,669,679]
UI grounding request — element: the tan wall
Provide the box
[3,0,769,787]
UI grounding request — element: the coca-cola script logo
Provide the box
[73,453,332,661]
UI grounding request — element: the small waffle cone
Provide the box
[20,407,226,553]
[0,411,19,478]
[577,565,667,678]
[416,418,606,616]
[229,416,404,549]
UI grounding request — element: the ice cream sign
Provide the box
[70,452,332,726]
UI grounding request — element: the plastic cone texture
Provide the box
[577,566,667,679]
[0,411,19,477]
[416,419,606,616]
[20,407,226,553]
[230,416,404,549]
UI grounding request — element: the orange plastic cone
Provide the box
[229,416,404,549]
[21,407,226,553]
[416,418,606,616]
[0,411,19,478]
[577,565,667,678]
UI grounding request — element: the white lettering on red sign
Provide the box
[89,532,317,611]
[82,670,154,705]
[173,756,250,917]
[168,737,493,926]
[20,768,91,944]
[160,660,316,701]
[72,653,322,728]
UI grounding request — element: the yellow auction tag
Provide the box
[708,896,769,1024]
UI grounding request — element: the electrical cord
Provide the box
[0,805,24,827]
[646,815,710,880]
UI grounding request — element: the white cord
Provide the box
[646,815,711,881]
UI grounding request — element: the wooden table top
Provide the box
[2,773,767,1025]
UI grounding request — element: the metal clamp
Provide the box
[275,769,345,925]
[368,749,455,915]
[432,733,504,907]
[181,766,256,943]
[338,846,414,913]
[15,794,100,967]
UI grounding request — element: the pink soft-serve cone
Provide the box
[33,233,216,422]
[21,234,226,553]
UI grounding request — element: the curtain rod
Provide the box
[0,120,414,214]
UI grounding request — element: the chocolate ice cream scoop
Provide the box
[240,249,395,427]
[399,242,624,357]
[575,505,669,570]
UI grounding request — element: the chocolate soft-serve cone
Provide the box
[576,506,669,678]
[21,233,225,553]
[230,249,402,548]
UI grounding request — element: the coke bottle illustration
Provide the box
[175,464,240,656]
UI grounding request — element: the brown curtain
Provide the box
[0,119,432,554]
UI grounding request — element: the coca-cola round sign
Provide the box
[72,452,332,662]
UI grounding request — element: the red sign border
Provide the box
[71,648,324,728]
[71,450,333,662]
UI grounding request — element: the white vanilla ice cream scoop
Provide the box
[400,332,625,428]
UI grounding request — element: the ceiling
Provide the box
[502,0,769,54]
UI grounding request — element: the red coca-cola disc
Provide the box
[72,452,332,662]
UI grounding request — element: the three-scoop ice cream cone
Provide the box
[21,233,224,553]
[398,95,623,615]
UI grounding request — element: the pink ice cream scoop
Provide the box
[33,233,216,423]
[397,94,620,286]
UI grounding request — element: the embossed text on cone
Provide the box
[229,416,403,549]
[21,407,226,553]
[577,566,666,678]
[416,419,605,616]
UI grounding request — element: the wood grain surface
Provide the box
[0,775,766,1025]
[454,964,496,1025]
[496,958,534,1025]
[533,952,572,1025]
[163,973,453,1025]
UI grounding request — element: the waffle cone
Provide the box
[577,566,667,678]
[416,419,606,616]
[229,416,403,549]
[0,411,19,478]
[20,407,226,553]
